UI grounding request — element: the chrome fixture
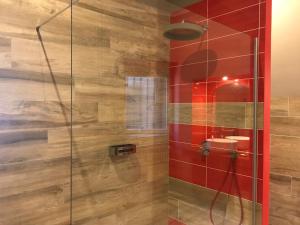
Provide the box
[163,21,208,41]
[201,141,211,156]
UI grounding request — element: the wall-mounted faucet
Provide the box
[201,139,239,159]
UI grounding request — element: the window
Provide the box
[126,77,167,130]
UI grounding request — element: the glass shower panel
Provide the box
[0,1,72,224]
[71,1,171,224]
[168,1,265,225]
[71,1,266,225]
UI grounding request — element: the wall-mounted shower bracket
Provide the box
[36,0,80,30]
[201,141,211,156]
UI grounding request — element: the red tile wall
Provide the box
[169,0,266,204]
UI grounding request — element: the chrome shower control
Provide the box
[230,151,238,159]
[109,144,136,157]
[201,141,211,156]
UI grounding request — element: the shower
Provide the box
[0,0,270,224]
[163,0,206,41]
[163,21,207,41]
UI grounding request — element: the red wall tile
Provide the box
[207,150,263,178]
[170,42,208,67]
[207,55,253,81]
[207,168,233,193]
[185,0,208,18]
[192,82,207,102]
[191,125,207,145]
[169,84,192,103]
[206,78,264,102]
[171,10,206,24]
[208,0,260,18]
[259,28,266,53]
[170,160,206,186]
[169,123,192,143]
[259,52,265,77]
[169,218,186,225]
[207,168,261,202]
[169,62,207,85]
[168,0,267,211]
[259,2,266,28]
[208,4,260,39]
[207,79,252,102]
[169,141,206,166]
[207,31,255,61]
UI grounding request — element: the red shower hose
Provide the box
[209,155,244,225]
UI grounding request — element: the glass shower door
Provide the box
[71,1,266,225]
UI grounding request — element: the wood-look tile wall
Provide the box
[169,178,262,225]
[270,97,300,224]
[0,1,71,224]
[0,0,172,224]
[169,102,264,129]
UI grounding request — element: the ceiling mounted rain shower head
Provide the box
[163,22,207,41]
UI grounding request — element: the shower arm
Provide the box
[36,0,80,31]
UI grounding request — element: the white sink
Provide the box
[206,138,237,144]
[225,136,250,141]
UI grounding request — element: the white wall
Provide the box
[272,0,300,96]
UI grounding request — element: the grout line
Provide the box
[170,27,265,50]
[170,175,263,189]
[169,76,265,86]
[169,139,264,155]
[206,0,209,188]
[169,144,264,155]
[169,52,266,69]
[207,27,264,42]
[169,121,264,129]
[270,134,300,139]
[170,158,263,179]
[270,115,300,118]
[170,177,264,201]
[207,2,262,21]
[171,2,266,24]
[270,172,293,180]
[206,0,209,187]
[170,1,266,21]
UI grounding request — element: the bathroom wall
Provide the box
[71,1,171,224]
[168,0,268,224]
[0,0,171,224]
[0,1,71,224]
[270,0,300,224]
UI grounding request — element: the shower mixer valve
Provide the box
[201,140,239,159]
[201,141,211,156]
